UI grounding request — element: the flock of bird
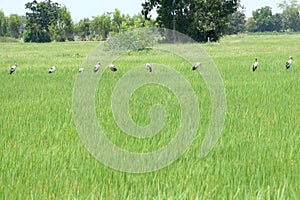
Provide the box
[8,55,293,75]
[9,62,152,75]
[8,61,160,75]
[252,56,293,72]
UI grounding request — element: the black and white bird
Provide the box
[10,63,17,74]
[286,56,293,69]
[252,57,258,72]
[192,62,201,71]
[109,64,117,72]
[78,67,84,73]
[94,62,101,72]
[145,63,152,72]
[48,66,56,73]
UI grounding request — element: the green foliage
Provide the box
[24,0,58,42]
[131,13,155,29]
[142,0,240,42]
[49,6,74,42]
[0,10,9,37]
[246,0,300,32]
[90,15,111,40]
[74,18,90,40]
[281,5,300,31]
[88,11,156,42]
[8,14,22,38]
[104,28,161,51]
[0,11,23,39]
[252,6,274,32]
[23,29,51,42]
[112,9,122,33]
[272,13,284,32]
[227,9,246,34]
[245,17,258,32]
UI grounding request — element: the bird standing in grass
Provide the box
[286,56,293,69]
[48,66,56,73]
[10,63,17,74]
[109,64,117,72]
[94,62,101,72]
[192,62,201,71]
[252,57,258,72]
[145,63,152,72]
[79,67,84,73]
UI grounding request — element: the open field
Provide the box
[1,34,300,199]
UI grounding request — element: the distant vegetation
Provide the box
[0,0,299,43]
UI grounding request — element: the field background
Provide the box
[1,34,300,199]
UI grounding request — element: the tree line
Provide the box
[0,0,155,42]
[0,0,299,43]
[245,0,300,32]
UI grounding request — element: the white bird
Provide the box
[109,64,117,72]
[252,57,258,72]
[78,67,84,73]
[48,66,56,73]
[145,63,152,72]
[94,62,101,72]
[10,63,17,74]
[192,62,201,71]
[286,56,293,69]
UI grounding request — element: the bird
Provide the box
[48,66,56,73]
[10,63,17,74]
[94,62,101,72]
[109,64,117,72]
[192,62,201,70]
[252,57,258,72]
[145,63,152,72]
[286,56,293,69]
[78,67,84,73]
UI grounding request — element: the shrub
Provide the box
[104,28,162,52]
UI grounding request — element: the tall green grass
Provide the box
[1,34,300,199]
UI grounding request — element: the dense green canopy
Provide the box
[142,0,240,42]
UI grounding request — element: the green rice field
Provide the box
[1,34,300,199]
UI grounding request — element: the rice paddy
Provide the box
[1,34,300,199]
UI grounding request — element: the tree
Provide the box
[119,14,133,31]
[49,6,74,41]
[131,13,155,29]
[143,0,195,40]
[227,8,246,34]
[245,17,258,32]
[74,18,90,40]
[252,6,274,32]
[271,13,283,32]
[8,14,22,38]
[112,9,123,33]
[194,0,241,41]
[23,0,61,42]
[90,14,111,40]
[278,0,300,10]
[142,0,240,42]
[0,10,8,37]
[278,0,300,31]
[282,6,300,31]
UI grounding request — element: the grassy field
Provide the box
[1,34,300,199]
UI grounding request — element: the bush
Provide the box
[104,28,162,52]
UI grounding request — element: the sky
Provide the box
[1,0,284,22]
